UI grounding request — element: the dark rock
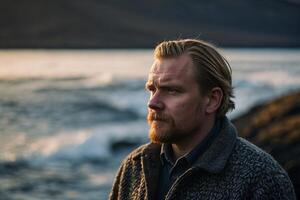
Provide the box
[233,91,300,198]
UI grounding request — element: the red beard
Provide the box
[147,112,175,143]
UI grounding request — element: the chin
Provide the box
[149,127,168,144]
[149,125,178,144]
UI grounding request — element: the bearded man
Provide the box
[109,39,296,200]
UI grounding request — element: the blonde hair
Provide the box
[154,39,235,117]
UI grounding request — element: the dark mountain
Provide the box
[0,0,300,48]
[233,91,300,198]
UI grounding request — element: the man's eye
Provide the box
[167,88,175,93]
[165,88,178,94]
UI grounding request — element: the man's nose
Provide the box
[147,93,164,110]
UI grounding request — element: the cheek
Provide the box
[182,100,205,119]
[171,101,199,117]
[166,95,204,117]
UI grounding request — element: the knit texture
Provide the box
[109,118,296,200]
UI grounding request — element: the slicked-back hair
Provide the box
[154,39,235,117]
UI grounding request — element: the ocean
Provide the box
[0,49,299,199]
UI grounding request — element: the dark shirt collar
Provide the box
[160,143,174,166]
[160,118,222,167]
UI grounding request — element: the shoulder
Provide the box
[235,137,296,198]
[224,136,287,178]
[233,137,283,171]
[228,137,296,198]
[227,136,292,182]
[233,137,283,172]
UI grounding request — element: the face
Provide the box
[146,54,208,144]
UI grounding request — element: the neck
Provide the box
[171,116,216,160]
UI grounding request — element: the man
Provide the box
[109,39,296,200]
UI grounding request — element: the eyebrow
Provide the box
[145,76,173,87]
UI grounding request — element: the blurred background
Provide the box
[0,0,299,199]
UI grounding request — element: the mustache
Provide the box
[147,112,169,122]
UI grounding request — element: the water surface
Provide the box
[0,49,299,199]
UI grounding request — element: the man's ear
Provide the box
[205,87,223,114]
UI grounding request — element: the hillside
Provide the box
[0,0,300,48]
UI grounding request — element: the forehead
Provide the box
[148,54,196,83]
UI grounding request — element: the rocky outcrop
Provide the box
[233,91,300,198]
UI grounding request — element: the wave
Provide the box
[0,92,144,121]
[0,73,146,92]
[0,120,148,165]
[34,78,146,93]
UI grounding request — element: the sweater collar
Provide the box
[192,117,237,173]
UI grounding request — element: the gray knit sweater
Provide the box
[109,118,296,200]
